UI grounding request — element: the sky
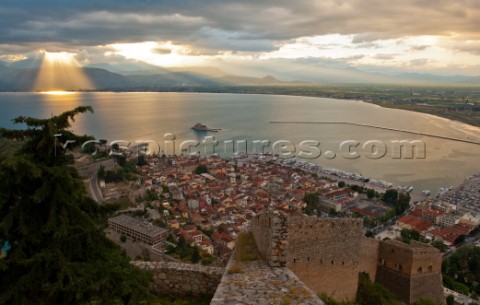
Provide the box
[0,0,479,78]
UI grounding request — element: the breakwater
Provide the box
[270,121,480,146]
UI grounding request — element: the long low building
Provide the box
[108,214,169,245]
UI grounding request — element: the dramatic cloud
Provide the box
[2,0,479,46]
[0,0,479,75]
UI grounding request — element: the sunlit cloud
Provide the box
[0,54,27,62]
[107,41,258,68]
[255,34,480,73]
[108,41,208,67]
[1,1,479,77]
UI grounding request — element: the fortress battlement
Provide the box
[250,212,446,305]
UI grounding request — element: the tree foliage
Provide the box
[165,236,202,264]
[395,193,410,215]
[446,295,454,305]
[356,272,401,305]
[136,155,147,166]
[350,184,380,199]
[383,189,399,204]
[98,165,106,179]
[455,234,466,245]
[0,106,94,166]
[382,189,410,216]
[303,192,319,215]
[0,108,154,304]
[432,240,448,252]
[399,228,426,244]
[194,164,208,175]
[442,246,480,296]
[191,248,200,264]
[319,294,356,305]
[321,272,404,305]
[412,299,444,305]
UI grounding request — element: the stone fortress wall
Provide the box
[286,217,364,301]
[211,247,324,305]
[250,211,445,305]
[250,211,289,267]
[358,237,380,280]
[376,240,445,305]
[133,261,224,296]
[132,212,444,304]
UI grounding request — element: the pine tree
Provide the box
[0,107,153,305]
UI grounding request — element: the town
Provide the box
[73,145,480,270]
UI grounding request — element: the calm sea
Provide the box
[1,92,479,192]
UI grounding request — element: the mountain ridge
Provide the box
[0,64,478,91]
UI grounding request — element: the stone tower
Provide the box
[250,212,446,304]
[376,240,445,305]
[286,217,364,301]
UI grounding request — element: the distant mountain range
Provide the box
[0,66,301,91]
[0,61,478,91]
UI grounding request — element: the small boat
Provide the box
[191,123,221,132]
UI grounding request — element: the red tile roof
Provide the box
[397,215,434,232]
[430,227,465,244]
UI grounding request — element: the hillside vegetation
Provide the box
[0,107,155,304]
[443,246,480,297]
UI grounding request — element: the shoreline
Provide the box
[3,88,478,128]
[3,90,478,194]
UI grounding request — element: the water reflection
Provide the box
[37,92,97,134]
[0,92,479,191]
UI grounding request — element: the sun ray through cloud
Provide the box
[35,51,93,93]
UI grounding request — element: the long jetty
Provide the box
[270,121,480,146]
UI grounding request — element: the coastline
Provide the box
[5,86,478,128]
[2,90,478,192]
